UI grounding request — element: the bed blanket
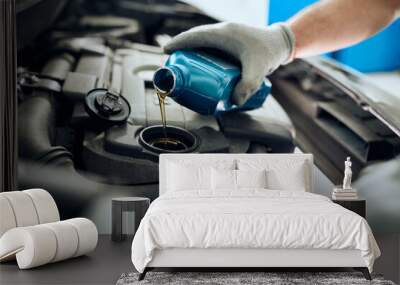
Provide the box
[131,190,380,272]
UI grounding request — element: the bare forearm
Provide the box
[287,0,400,58]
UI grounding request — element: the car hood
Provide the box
[305,56,400,137]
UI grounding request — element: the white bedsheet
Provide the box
[131,190,380,273]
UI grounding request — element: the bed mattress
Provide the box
[131,190,380,272]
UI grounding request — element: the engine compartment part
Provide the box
[138,125,199,154]
[85,88,131,124]
[271,58,400,183]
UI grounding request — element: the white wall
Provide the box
[182,0,268,26]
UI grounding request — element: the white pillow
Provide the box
[166,159,236,192]
[266,163,306,191]
[238,159,307,191]
[211,169,268,191]
[236,169,267,189]
[167,163,211,191]
[211,168,236,190]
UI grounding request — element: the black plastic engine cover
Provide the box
[217,112,294,154]
[81,124,230,184]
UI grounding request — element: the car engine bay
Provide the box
[16,0,400,233]
[17,0,294,218]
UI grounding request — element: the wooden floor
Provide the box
[0,235,133,285]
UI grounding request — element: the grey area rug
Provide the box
[117,272,396,285]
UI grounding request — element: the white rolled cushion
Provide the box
[0,226,57,269]
[42,222,79,262]
[23,189,60,224]
[0,218,97,269]
[238,159,307,191]
[236,169,267,189]
[64,218,98,257]
[211,168,236,190]
[1,191,39,227]
[0,196,17,237]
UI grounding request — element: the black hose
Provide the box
[18,52,75,163]
[18,91,72,165]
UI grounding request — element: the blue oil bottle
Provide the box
[153,50,271,115]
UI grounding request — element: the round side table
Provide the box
[111,197,150,242]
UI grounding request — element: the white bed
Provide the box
[131,154,380,280]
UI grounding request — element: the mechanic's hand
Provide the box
[164,22,295,106]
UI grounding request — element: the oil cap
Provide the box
[85,88,131,124]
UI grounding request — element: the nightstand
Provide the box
[332,199,366,218]
[112,197,150,242]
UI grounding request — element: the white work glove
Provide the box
[164,22,295,106]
